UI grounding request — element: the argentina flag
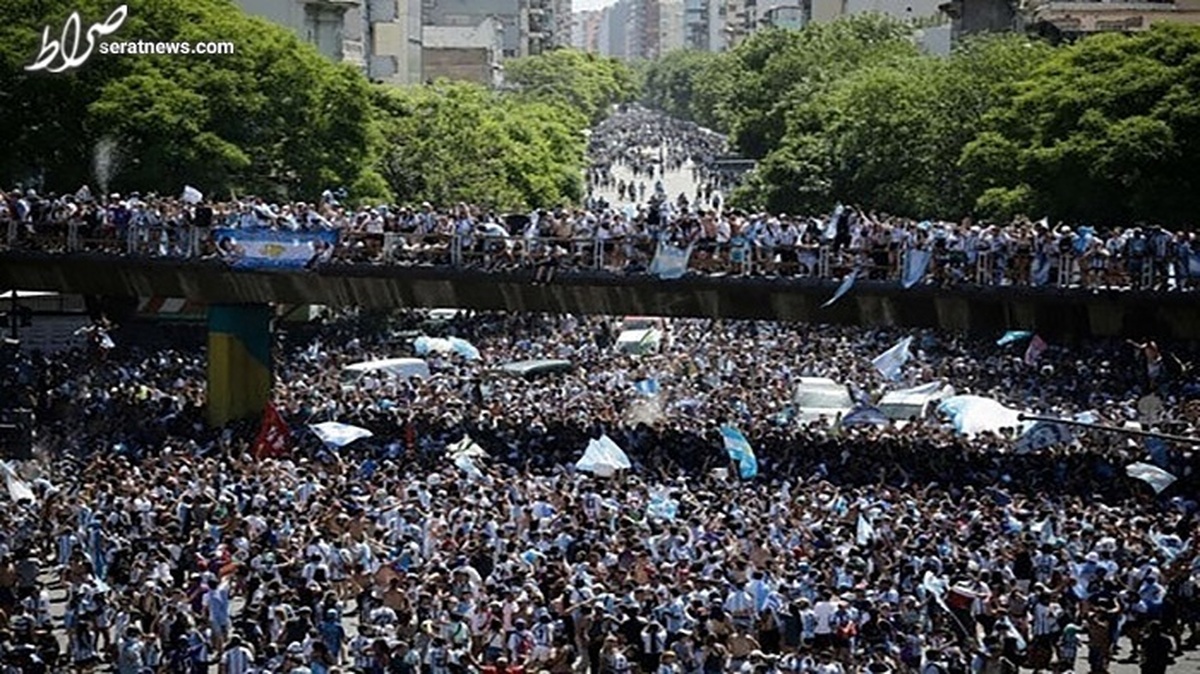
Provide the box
[719,425,758,479]
[649,242,694,280]
[634,378,661,396]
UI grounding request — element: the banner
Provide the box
[1126,462,1176,494]
[213,228,338,270]
[253,402,291,459]
[872,336,913,380]
[901,249,932,289]
[309,421,373,448]
[649,242,694,280]
[822,270,858,308]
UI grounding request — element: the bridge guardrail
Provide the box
[0,221,1195,292]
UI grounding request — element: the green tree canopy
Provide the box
[504,49,639,125]
[0,0,389,201]
[961,24,1200,225]
[374,81,585,211]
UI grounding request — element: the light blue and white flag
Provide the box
[1031,254,1052,287]
[448,336,481,361]
[646,487,680,521]
[901,249,933,289]
[212,228,338,270]
[997,330,1033,347]
[1126,462,1176,494]
[719,425,758,479]
[634,378,661,396]
[454,454,484,480]
[855,513,875,546]
[822,270,858,308]
[822,204,843,241]
[872,336,913,380]
[309,422,373,448]
[648,242,694,280]
[1188,251,1200,278]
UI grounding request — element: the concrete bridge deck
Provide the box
[2,251,1197,339]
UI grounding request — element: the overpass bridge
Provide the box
[3,248,1197,424]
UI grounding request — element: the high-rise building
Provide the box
[594,0,687,59]
[573,9,604,51]
[233,0,424,85]
[684,0,727,51]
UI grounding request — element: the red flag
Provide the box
[253,402,291,459]
[1024,335,1047,366]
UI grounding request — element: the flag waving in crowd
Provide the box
[720,424,758,479]
[253,402,291,459]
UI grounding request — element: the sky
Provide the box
[574,0,617,12]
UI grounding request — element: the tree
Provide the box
[374,82,585,210]
[504,49,639,125]
[961,24,1200,225]
[0,0,389,201]
[641,49,724,123]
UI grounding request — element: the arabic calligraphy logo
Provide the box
[26,4,128,73]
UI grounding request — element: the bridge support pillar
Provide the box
[207,304,272,427]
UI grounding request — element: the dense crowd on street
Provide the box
[0,308,1198,674]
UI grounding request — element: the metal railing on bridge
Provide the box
[2,221,1195,292]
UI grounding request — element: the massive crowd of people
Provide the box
[0,308,1197,674]
[4,108,1197,291]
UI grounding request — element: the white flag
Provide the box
[1,462,35,503]
[822,270,858,308]
[309,422,373,448]
[872,336,913,380]
[182,185,204,204]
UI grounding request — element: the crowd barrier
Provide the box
[2,221,1196,291]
